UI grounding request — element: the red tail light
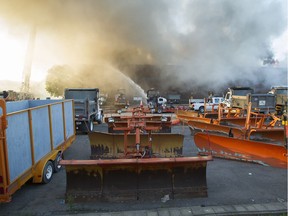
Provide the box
[0,176,3,183]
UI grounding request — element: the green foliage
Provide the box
[45,65,79,97]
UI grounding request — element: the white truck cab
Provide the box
[192,97,224,113]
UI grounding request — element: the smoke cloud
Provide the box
[0,0,287,97]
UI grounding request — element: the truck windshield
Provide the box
[65,90,97,100]
[147,90,158,97]
[214,98,224,103]
[232,89,253,96]
[275,89,288,94]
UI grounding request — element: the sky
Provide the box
[0,0,287,94]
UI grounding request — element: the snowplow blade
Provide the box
[60,156,212,202]
[176,110,206,122]
[194,132,287,169]
[176,110,198,118]
[89,132,183,159]
[220,117,262,127]
[249,129,284,145]
[188,120,244,138]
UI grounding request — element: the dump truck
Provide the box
[223,87,254,109]
[60,106,212,202]
[250,94,276,114]
[0,98,76,202]
[223,87,276,114]
[114,89,130,113]
[147,88,168,113]
[64,88,103,133]
[268,86,288,115]
[167,94,181,104]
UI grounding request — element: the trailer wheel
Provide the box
[54,152,63,173]
[42,161,54,184]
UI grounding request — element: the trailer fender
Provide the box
[32,150,60,183]
[54,152,64,173]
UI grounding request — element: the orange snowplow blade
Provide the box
[248,128,284,145]
[188,120,284,144]
[177,116,212,123]
[220,117,263,127]
[89,132,184,159]
[60,156,212,202]
[176,110,199,117]
[175,110,204,122]
[194,132,287,169]
[188,121,244,138]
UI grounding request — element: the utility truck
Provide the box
[191,97,224,113]
[0,99,75,202]
[188,98,205,109]
[64,88,103,133]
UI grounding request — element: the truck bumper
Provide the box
[75,121,88,132]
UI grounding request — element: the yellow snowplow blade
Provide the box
[89,132,184,159]
[60,156,212,202]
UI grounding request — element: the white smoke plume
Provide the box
[0,0,286,95]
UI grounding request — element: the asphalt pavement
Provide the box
[0,123,287,216]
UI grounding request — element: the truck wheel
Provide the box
[199,107,205,113]
[89,119,94,132]
[53,152,63,173]
[42,161,54,184]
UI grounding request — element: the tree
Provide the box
[45,65,78,97]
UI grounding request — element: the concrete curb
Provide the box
[61,202,287,216]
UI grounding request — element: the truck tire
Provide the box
[42,161,54,184]
[199,106,205,113]
[89,119,94,132]
[96,116,102,124]
[53,152,63,173]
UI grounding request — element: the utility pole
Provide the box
[20,25,36,99]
